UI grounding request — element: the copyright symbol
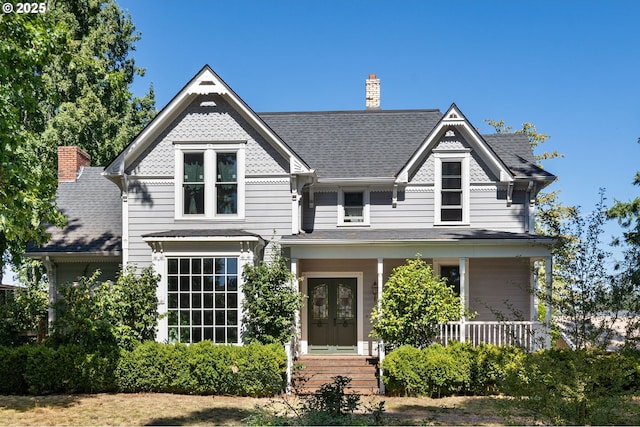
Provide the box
[2,3,13,13]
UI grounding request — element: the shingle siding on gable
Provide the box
[127,95,289,177]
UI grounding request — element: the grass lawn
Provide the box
[0,393,541,426]
[1,393,638,425]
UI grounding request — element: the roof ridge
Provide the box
[257,109,441,116]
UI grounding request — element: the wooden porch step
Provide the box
[293,355,380,395]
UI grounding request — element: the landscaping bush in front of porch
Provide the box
[382,342,640,425]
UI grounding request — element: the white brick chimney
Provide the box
[365,73,380,110]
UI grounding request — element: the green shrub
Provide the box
[0,345,30,394]
[382,345,426,395]
[502,349,640,425]
[116,341,286,396]
[471,343,525,395]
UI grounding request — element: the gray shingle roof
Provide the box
[484,134,556,180]
[27,167,121,254]
[259,110,442,179]
[260,110,555,182]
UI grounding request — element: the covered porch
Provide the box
[281,229,553,356]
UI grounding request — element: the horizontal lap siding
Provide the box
[372,190,434,228]
[469,189,526,232]
[469,258,531,321]
[127,180,292,267]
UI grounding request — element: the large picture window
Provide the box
[175,144,244,219]
[167,256,239,344]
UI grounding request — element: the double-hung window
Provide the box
[338,189,369,225]
[175,144,245,219]
[434,152,469,225]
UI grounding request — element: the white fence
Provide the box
[435,321,546,352]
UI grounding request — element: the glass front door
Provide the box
[308,278,357,353]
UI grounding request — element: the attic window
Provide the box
[338,189,370,226]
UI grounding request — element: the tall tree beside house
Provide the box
[0,0,155,282]
[485,120,575,321]
[40,0,157,166]
[607,139,640,347]
[0,12,67,284]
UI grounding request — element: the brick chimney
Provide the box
[365,73,380,110]
[58,146,91,182]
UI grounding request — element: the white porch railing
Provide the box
[435,321,546,352]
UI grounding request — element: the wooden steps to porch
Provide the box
[292,355,380,395]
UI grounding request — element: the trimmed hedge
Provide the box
[0,341,286,396]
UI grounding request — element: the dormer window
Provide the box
[175,143,245,220]
[434,152,470,225]
[338,189,370,226]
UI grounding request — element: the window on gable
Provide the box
[435,153,469,225]
[216,153,237,214]
[176,144,244,219]
[441,161,463,222]
[183,152,205,215]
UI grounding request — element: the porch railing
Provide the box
[435,321,546,352]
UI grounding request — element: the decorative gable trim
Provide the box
[396,104,513,185]
[104,65,313,184]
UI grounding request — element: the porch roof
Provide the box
[281,228,555,245]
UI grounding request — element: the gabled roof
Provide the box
[26,167,121,255]
[259,110,442,180]
[104,65,312,181]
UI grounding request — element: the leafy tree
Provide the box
[553,191,627,349]
[1,0,155,283]
[0,12,67,283]
[0,261,49,346]
[242,248,303,345]
[40,0,156,166]
[50,265,159,350]
[371,257,463,349]
[607,138,640,347]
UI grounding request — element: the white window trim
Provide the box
[337,188,370,226]
[434,151,470,226]
[174,142,245,221]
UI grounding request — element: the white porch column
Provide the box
[290,258,300,346]
[545,256,553,349]
[531,260,539,321]
[377,257,385,394]
[43,256,57,329]
[459,257,467,343]
[150,243,167,343]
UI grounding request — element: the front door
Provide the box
[308,278,357,353]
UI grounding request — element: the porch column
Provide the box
[545,256,552,349]
[459,257,467,343]
[377,257,385,395]
[530,260,539,321]
[43,256,57,329]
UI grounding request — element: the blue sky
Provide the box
[117,0,639,263]
[6,1,640,284]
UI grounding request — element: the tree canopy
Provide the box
[0,1,156,281]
